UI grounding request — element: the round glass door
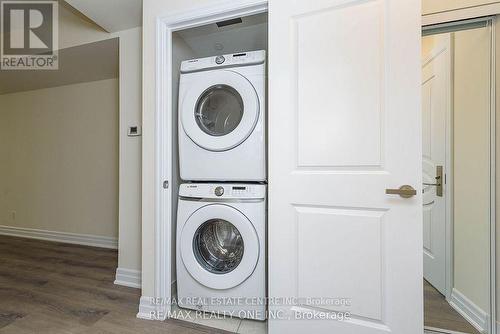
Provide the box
[180,203,260,289]
[180,70,259,152]
[195,85,244,137]
[193,219,244,274]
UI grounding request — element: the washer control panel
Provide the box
[180,183,266,200]
[180,50,266,73]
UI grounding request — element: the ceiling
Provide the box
[0,38,118,95]
[176,13,268,58]
[64,0,142,32]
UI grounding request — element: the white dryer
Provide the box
[176,183,266,320]
[178,50,266,181]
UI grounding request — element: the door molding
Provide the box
[150,0,268,321]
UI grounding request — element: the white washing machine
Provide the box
[176,183,266,320]
[178,50,266,181]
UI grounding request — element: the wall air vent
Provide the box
[216,18,243,28]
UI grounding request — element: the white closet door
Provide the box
[422,34,450,296]
[268,0,423,333]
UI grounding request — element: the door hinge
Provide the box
[163,180,169,189]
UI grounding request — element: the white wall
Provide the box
[61,8,144,285]
[0,79,119,238]
[453,27,491,313]
[59,7,143,277]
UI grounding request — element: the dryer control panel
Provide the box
[179,183,266,200]
[180,50,266,73]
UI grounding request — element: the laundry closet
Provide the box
[169,12,268,333]
[146,0,423,333]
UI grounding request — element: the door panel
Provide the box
[268,0,422,333]
[296,206,385,320]
[296,0,383,167]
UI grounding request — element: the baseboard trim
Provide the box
[114,268,141,289]
[0,225,118,249]
[137,296,167,320]
[449,288,487,333]
[137,296,156,320]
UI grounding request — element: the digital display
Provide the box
[233,186,246,190]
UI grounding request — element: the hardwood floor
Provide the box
[3,235,485,334]
[0,235,232,334]
[424,280,480,334]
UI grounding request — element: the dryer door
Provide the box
[181,70,260,152]
[180,204,260,290]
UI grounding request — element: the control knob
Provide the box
[215,55,225,64]
[214,186,224,197]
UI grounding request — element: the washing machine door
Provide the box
[181,70,260,152]
[180,204,259,290]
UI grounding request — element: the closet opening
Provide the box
[167,10,268,334]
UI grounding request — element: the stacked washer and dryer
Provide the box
[176,50,267,320]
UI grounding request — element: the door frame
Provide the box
[422,3,500,26]
[421,33,453,302]
[153,0,268,321]
[422,17,497,334]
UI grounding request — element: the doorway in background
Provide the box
[422,19,494,334]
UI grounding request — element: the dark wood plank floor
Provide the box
[424,280,480,334]
[0,235,231,334]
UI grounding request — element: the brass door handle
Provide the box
[386,185,417,198]
[423,182,440,186]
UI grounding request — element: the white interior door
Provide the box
[422,34,451,296]
[268,0,422,333]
